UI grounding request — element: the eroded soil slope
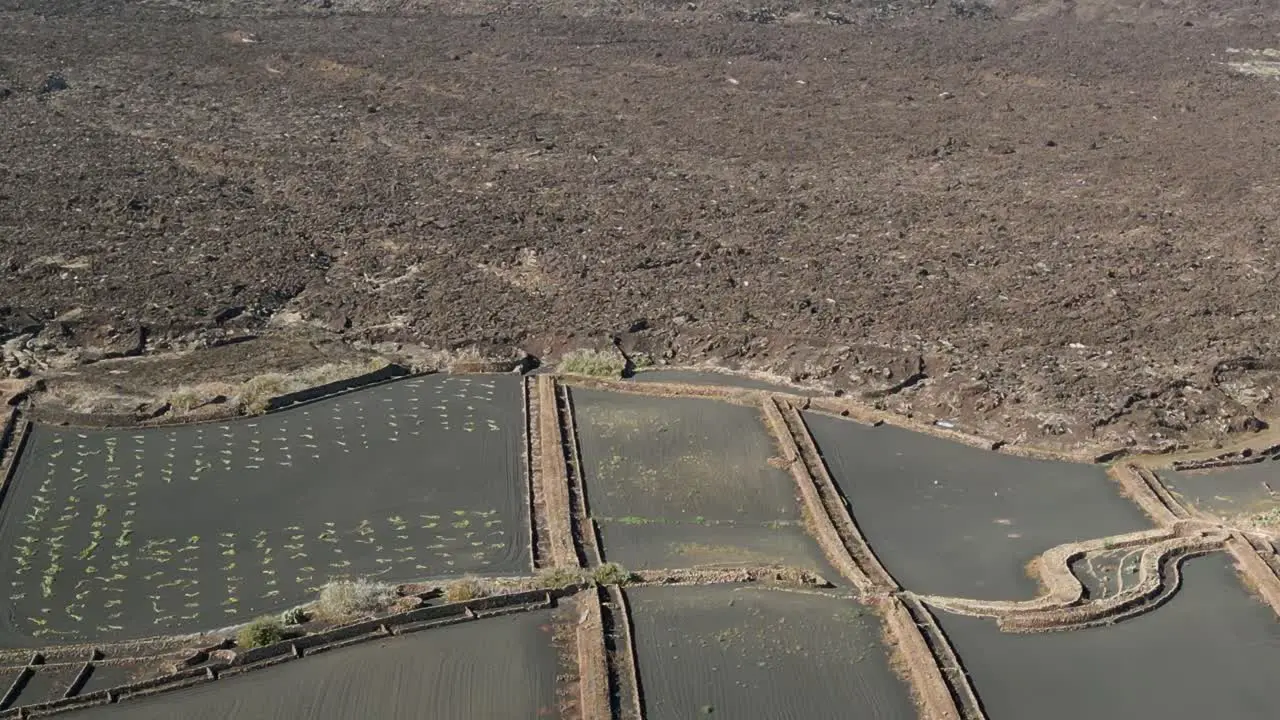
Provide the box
[2,0,1279,454]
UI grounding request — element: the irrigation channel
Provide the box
[0,369,1277,718]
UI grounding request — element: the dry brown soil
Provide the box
[3,0,1280,455]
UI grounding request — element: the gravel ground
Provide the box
[3,0,1279,456]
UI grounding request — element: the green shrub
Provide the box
[237,616,286,649]
[534,566,587,589]
[592,562,633,586]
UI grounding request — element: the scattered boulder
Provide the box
[211,305,245,325]
[39,74,68,94]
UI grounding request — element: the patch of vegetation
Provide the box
[1251,507,1280,527]
[530,564,634,589]
[239,373,287,415]
[614,515,658,526]
[443,576,489,603]
[533,566,588,589]
[592,562,634,586]
[631,353,655,369]
[280,606,309,626]
[315,578,397,618]
[167,389,202,414]
[236,358,388,415]
[237,616,286,649]
[559,349,625,378]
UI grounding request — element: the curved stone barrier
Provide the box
[919,522,1227,632]
[1000,532,1225,633]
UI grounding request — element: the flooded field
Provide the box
[803,411,1148,599]
[627,584,915,720]
[0,375,529,645]
[572,388,831,574]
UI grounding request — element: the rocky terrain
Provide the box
[2,0,1279,455]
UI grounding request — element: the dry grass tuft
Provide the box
[533,566,588,589]
[239,373,288,414]
[235,358,387,414]
[315,578,398,618]
[559,349,625,378]
[443,576,489,603]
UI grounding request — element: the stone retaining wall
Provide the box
[262,363,412,412]
[0,418,31,510]
[1173,446,1280,472]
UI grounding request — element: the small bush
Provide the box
[559,349,625,378]
[443,577,488,603]
[534,566,587,590]
[592,562,634,586]
[237,616,286,649]
[316,578,397,618]
[631,353,655,369]
[280,606,309,626]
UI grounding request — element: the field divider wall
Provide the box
[1131,466,1192,520]
[879,596,965,720]
[784,399,899,590]
[1109,463,1184,525]
[557,384,602,566]
[897,595,986,720]
[523,374,542,569]
[560,376,764,407]
[0,589,562,719]
[574,589,610,720]
[1171,445,1280,471]
[921,523,1226,632]
[608,586,644,720]
[998,537,1222,632]
[0,668,34,712]
[1226,533,1280,617]
[537,376,579,568]
[60,663,92,700]
[760,396,875,592]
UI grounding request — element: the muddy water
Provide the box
[936,555,1280,720]
[803,411,1149,600]
[0,375,529,646]
[628,585,914,720]
[1159,461,1280,522]
[64,610,562,719]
